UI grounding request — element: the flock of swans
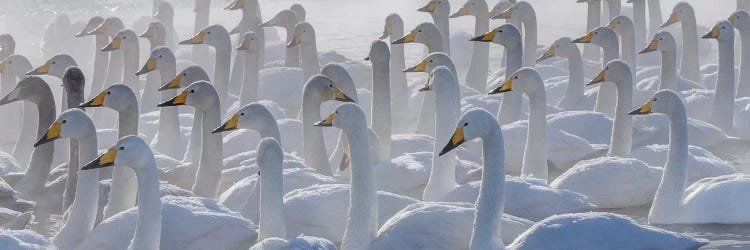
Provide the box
[0,0,749,249]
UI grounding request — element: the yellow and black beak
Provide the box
[639,39,659,54]
[180,31,207,45]
[334,87,355,102]
[392,31,416,44]
[158,90,189,107]
[404,60,428,72]
[82,148,118,170]
[80,91,106,108]
[212,113,240,133]
[237,38,251,51]
[491,7,513,19]
[139,26,155,38]
[314,112,335,127]
[27,62,50,75]
[34,121,62,147]
[629,100,653,115]
[101,37,122,52]
[729,16,738,26]
[661,12,680,28]
[588,69,606,86]
[439,127,465,156]
[489,77,513,95]
[537,46,556,63]
[572,32,593,43]
[469,29,497,42]
[135,57,157,76]
[702,25,722,39]
[160,73,182,91]
[449,4,470,18]
[87,23,108,35]
[379,23,393,40]
[606,21,618,30]
[287,33,302,48]
[418,1,438,13]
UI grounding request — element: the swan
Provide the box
[392,22,445,53]
[34,109,100,250]
[78,136,257,250]
[159,65,209,168]
[378,14,409,133]
[661,2,701,84]
[261,9,301,67]
[578,0,602,61]
[237,31,261,105]
[225,0,264,96]
[0,34,17,146]
[536,37,592,110]
[631,89,750,224]
[491,1,537,69]
[418,0,451,55]
[138,21,167,113]
[627,0,648,50]
[87,17,125,87]
[101,29,141,99]
[402,52,457,137]
[287,22,321,81]
[730,10,750,98]
[741,0,750,10]
[701,21,736,132]
[191,0,211,71]
[607,16,637,78]
[0,55,36,168]
[489,0,518,69]
[158,80,223,198]
[450,0,489,93]
[573,26,620,117]
[74,16,109,99]
[638,31,702,92]
[365,40,392,158]
[471,24,523,124]
[0,34,14,60]
[154,2,179,50]
[248,138,336,250]
[180,25,232,110]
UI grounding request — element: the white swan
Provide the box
[731,10,750,98]
[87,17,125,87]
[627,0,648,50]
[237,31,261,105]
[191,0,211,70]
[0,55,36,169]
[661,2,701,84]
[180,25,233,110]
[225,0,264,96]
[418,0,451,55]
[607,16,637,78]
[536,37,593,110]
[261,9,301,67]
[378,14,410,134]
[631,89,750,224]
[578,0,602,61]
[287,22,321,81]
[138,21,167,114]
[701,21,737,132]
[74,16,109,99]
[154,2,179,51]
[472,24,523,124]
[573,26,620,117]
[450,0,489,93]
[491,1,536,69]
[101,29,141,100]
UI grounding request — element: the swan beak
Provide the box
[237,39,251,51]
[0,86,21,105]
[729,17,737,26]
[0,62,5,74]
[158,90,189,107]
[572,32,593,43]
[661,12,680,28]
[537,46,556,63]
[314,112,335,127]
[639,39,659,54]
[629,100,653,115]
[136,57,158,76]
[287,33,302,48]
[88,23,107,35]
[27,63,50,75]
[160,73,182,91]
[418,1,437,13]
[449,4,470,18]
[469,30,496,42]
[334,87,355,102]
[392,31,416,44]
[702,25,721,39]
[492,8,513,19]
[588,70,606,86]
[139,26,155,38]
[489,78,513,95]
[82,148,118,170]
[404,60,428,72]
[439,127,465,156]
[213,114,240,133]
[101,37,122,52]
[225,0,244,10]
[34,122,62,147]
[180,32,206,45]
[379,23,393,40]
[80,91,106,108]
[75,28,90,37]
[606,21,617,30]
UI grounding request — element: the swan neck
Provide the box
[632,1,647,48]
[710,38,736,131]
[423,77,460,201]
[660,49,678,90]
[608,75,634,157]
[192,99,223,198]
[470,126,505,250]
[650,104,688,223]
[214,42,232,103]
[258,154,286,241]
[118,104,140,137]
[302,90,332,175]
[123,43,140,88]
[301,43,320,80]
[679,12,700,82]
[241,51,260,105]
[739,30,750,97]
[521,14,538,68]
[559,48,585,109]
[371,56,391,158]
[131,157,162,250]
[647,0,663,37]
[341,122,377,250]
[521,86,548,181]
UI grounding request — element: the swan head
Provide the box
[136,46,174,76]
[490,1,531,20]
[139,22,166,42]
[606,15,633,33]
[629,89,684,116]
[257,138,284,174]
[102,30,137,52]
[639,31,676,54]
[470,24,521,46]
[287,22,315,48]
[154,2,174,20]
[420,66,455,92]
[27,54,77,78]
[729,10,750,31]
[0,76,49,105]
[261,9,298,28]
[489,0,515,18]
[392,22,439,45]
[75,16,103,37]
[321,63,359,102]
[213,102,275,134]
[80,84,137,112]
[180,25,229,47]
[489,67,542,95]
[237,32,262,52]
[537,37,576,62]
[379,14,404,40]
[34,109,93,147]
[313,103,367,131]
[82,135,153,171]
[158,80,218,109]
[418,0,450,17]
[701,21,734,41]
[87,17,124,37]
[404,52,452,73]
[0,34,14,55]
[304,75,356,103]
[572,26,616,46]
[588,59,632,86]
[290,4,306,21]
[0,55,32,76]
[161,65,210,91]
[439,108,500,156]
[365,40,390,63]
[662,2,693,28]
[450,0,489,18]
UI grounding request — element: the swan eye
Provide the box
[106,91,111,95]
[513,76,518,79]
[183,73,187,76]
[605,67,609,70]
[499,29,503,33]
[659,37,663,40]
[51,61,56,64]
[594,32,598,35]
[429,60,433,63]
[240,113,245,116]
[7,61,11,64]
[329,84,333,87]
[159,55,163,58]
[653,98,658,102]
[122,36,126,39]
[722,26,726,29]
[119,146,125,150]
[335,111,339,114]
[61,120,66,123]
[257,171,261,176]
[418,29,422,32]
[190,89,195,93]
[463,122,468,127]
[207,32,211,34]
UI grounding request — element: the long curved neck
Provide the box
[117,103,139,137]
[241,51,259,105]
[659,48,678,90]
[520,14,538,68]
[594,37,620,117]
[521,85,548,181]
[91,34,110,95]
[302,92,332,175]
[423,81,459,201]
[607,1,621,18]
[632,1,647,49]
[425,32,445,54]
[737,29,750,97]
[130,155,161,250]
[258,155,286,241]
[156,66,181,159]
[123,43,140,90]
[390,24,408,122]
[469,125,505,250]
[372,58,391,159]
[432,14,451,55]
[65,82,85,210]
[584,1,602,60]
[106,50,124,86]
[300,42,320,80]
[340,120,376,250]
[213,40,232,107]
[679,13,701,83]
[649,104,688,223]
[497,40,523,125]
[619,26,636,73]
[14,94,56,200]
[558,48,585,110]
[192,97,223,198]
[600,37,620,62]
[647,0,663,37]
[710,37,736,132]
[608,75,633,157]
[467,11,490,92]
